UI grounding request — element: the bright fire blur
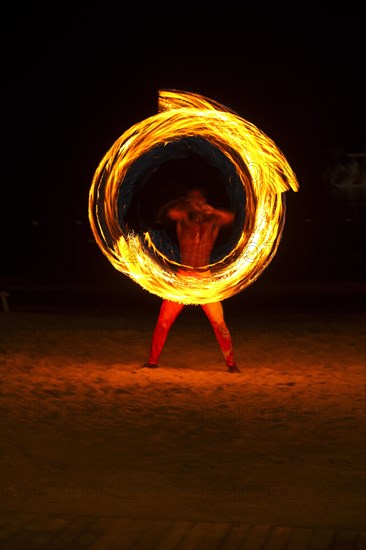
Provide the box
[89,89,299,304]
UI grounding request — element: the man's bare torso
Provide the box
[164,189,234,270]
[176,213,219,268]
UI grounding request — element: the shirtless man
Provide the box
[143,187,241,373]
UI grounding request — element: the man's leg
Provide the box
[145,300,185,366]
[201,301,240,371]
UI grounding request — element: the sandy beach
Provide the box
[1,286,365,535]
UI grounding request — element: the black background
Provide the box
[2,7,365,309]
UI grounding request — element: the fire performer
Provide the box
[143,187,241,373]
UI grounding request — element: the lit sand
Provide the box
[1,304,365,531]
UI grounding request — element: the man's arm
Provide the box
[212,207,235,227]
[184,200,234,226]
[158,197,234,226]
[157,198,189,223]
[167,199,190,222]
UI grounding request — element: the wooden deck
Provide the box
[1,513,365,549]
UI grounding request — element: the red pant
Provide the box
[147,299,235,367]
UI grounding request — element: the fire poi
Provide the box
[88,89,299,305]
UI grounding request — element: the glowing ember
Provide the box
[89,89,299,304]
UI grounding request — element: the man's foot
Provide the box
[142,363,158,369]
[227,363,241,373]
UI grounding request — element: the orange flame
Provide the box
[89,89,299,304]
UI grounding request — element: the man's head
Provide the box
[186,187,207,202]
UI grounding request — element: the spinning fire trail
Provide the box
[88,90,299,304]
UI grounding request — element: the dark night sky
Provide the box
[2,8,366,298]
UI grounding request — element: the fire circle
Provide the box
[89,89,299,304]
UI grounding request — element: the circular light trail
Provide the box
[89,89,299,304]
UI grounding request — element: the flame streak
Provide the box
[89,90,299,304]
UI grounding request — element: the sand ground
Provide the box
[0,294,365,532]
